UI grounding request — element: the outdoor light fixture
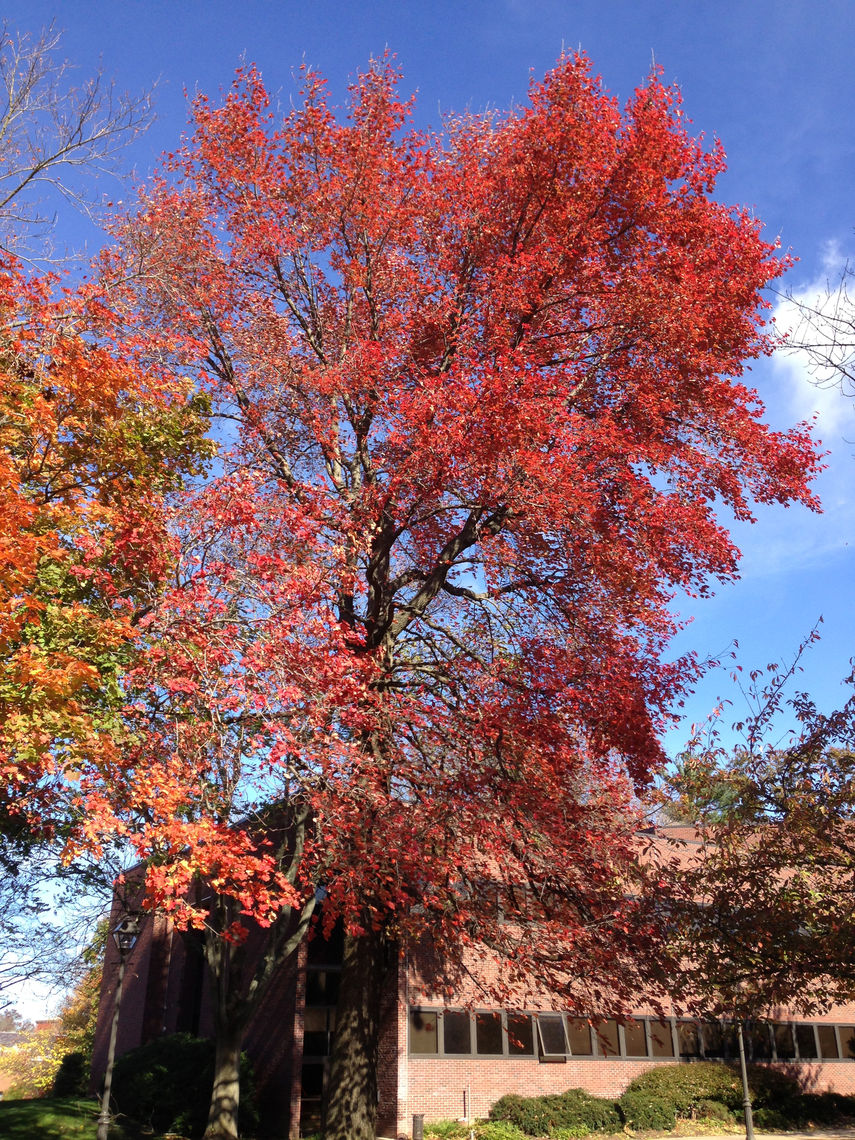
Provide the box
[111,914,141,956]
[97,913,142,1140]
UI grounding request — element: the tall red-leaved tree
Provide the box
[95,55,820,1140]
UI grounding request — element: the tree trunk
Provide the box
[324,926,386,1140]
[204,1022,244,1140]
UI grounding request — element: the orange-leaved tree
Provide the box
[98,55,820,1140]
[0,256,212,866]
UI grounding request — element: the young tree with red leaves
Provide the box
[98,54,820,1140]
[666,649,855,1020]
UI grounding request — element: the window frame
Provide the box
[474,1010,505,1058]
[506,1011,537,1057]
[406,1009,855,1064]
[794,1022,819,1061]
[535,1012,569,1062]
[621,1018,649,1059]
[838,1025,855,1060]
[442,1008,475,1056]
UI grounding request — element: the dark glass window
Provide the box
[773,1023,795,1060]
[566,1018,593,1056]
[677,1021,700,1058]
[595,1019,620,1057]
[748,1023,772,1060]
[301,1062,325,1096]
[839,1026,855,1059]
[507,1013,534,1056]
[303,1007,334,1056]
[702,1022,725,1058]
[623,1021,648,1057]
[650,1020,675,1058]
[443,1011,472,1054]
[305,969,340,1006]
[476,1012,503,1055]
[818,1025,840,1059]
[795,1024,818,1060]
[177,930,205,1035]
[409,1009,438,1055]
[299,1094,323,1135]
[307,920,345,964]
[537,1014,568,1055]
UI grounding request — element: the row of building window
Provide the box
[408,1008,855,1063]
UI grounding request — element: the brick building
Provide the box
[92,834,855,1139]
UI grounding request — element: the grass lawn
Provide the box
[0,1096,138,1139]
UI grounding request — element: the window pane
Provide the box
[773,1023,795,1060]
[795,1024,818,1060]
[839,1026,855,1059]
[650,1020,675,1058]
[307,920,344,964]
[409,1009,438,1055]
[444,1011,472,1054]
[305,969,340,1006]
[595,1019,620,1057]
[566,1018,593,1056]
[508,1013,534,1055]
[303,1030,329,1055]
[748,1023,772,1060]
[702,1022,725,1058]
[303,1007,330,1056]
[818,1025,839,1059]
[624,1021,648,1057]
[537,1014,567,1055]
[476,1012,503,1055]
[301,1062,325,1096]
[677,1021,700,1058]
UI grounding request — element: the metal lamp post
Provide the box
[736,1022,755,1140]
[96,914,141,1140]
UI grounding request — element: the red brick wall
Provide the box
[392,949,855,1136]
[93,903,855,1139]
[401,1053,855,1130]
[90,898,153,1086]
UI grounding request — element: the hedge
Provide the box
[110,1032,257,1139]
[490,1088,620,1134]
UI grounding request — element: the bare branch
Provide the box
[776,263,855,396]
[0,22,155,260]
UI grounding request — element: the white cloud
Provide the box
[772,242,855,437]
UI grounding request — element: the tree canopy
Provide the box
[72,54,824,1139]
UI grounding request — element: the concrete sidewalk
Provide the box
[666,1133,855,1140]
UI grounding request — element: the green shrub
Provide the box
[110,1032,257,1139]
[476,1122,528,1140]
[618,1088,677,1131]
[621,1062,813,1128]
[425,1122,468,1139]
[620,1062,743,1116]
[744,1065,801,1111]
[490,1088,620,1135]
[695,1098,735,1123]
[549,1126,592,1139]
[787,1091,855,1126]
[752,1106,791,1131]
[51,1051,88,1098]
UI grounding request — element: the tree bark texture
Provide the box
[204,1022,244,1140]
[324,926,386,1140]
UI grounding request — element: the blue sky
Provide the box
[7,0,855,752]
